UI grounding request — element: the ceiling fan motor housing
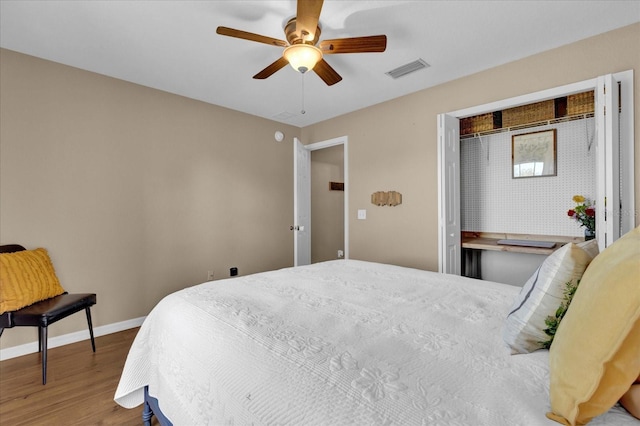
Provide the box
[285,17,321,46]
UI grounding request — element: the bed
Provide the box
[114,257,639,425]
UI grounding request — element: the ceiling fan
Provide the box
[216,0,387,86]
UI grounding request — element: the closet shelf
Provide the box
[460,90,595,139]
[460,112,594,140]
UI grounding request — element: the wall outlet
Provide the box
[207,270,214,281]
[337,250,344,258]
[357,209,366,220]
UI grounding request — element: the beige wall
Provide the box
[302,23,640,271]
[1,23,639,350]
[311,145,344,263]
[0,49,300,349]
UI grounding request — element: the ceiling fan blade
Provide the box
[313,59,342,86]
[216,26,287,47]
[319,35,387,54]
[296,0,323,42]
[253,57,290,80]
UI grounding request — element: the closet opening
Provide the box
[437,71,634,285]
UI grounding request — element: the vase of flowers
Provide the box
[567,195,596,240]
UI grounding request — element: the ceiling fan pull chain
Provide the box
[301,73,306,115]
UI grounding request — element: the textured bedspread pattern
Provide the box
[114,260,636,425]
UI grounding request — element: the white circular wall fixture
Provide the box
[274,131,284,142]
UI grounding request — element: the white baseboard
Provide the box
[0,316,146,361]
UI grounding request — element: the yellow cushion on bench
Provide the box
[0,248,66,314]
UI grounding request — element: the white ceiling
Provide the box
[1,1,639,128]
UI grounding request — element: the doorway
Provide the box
[294,136,349,266]
[311,145,345,263]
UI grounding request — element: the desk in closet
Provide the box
[461,232,583,279]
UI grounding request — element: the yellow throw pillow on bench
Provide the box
[547,226,640,425]
[0,248,66,314]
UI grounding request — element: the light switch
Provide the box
[357,209,367,220]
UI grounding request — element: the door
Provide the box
[595,74,621,250]
[437,113,461,274]
[293,137,311,266]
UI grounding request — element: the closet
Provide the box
[459,93,595,285]
[437,72,635,286]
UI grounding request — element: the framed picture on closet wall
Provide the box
[512,129,557,178]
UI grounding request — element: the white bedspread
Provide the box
[115,260,637,425]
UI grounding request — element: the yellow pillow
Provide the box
[547,226,640,425]
[0,248,66,314]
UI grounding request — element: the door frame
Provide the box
[437,70,634,273]
[294,135,349,265]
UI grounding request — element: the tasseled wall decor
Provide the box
[371,191,402,207]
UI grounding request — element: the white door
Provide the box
[293,137,311,266]
[437,113,461,274]
[595,74,621,250]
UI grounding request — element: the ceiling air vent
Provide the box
[385,59,430,79]
[272,111,297,121]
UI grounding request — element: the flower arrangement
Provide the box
[567,195,595,232]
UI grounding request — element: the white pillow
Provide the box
[576,238,599,258]
[502,240,598,354]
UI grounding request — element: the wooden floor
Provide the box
[0,328,154,425]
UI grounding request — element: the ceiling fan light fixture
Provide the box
[283,44,323,74]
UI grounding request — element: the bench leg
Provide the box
[40,326,48,385]
[85,307,96,352]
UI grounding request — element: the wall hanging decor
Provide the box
[512,129,557,178]
[329,182,344,191]
[371,191,402,206]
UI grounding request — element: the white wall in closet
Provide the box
[461,117,596,237]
